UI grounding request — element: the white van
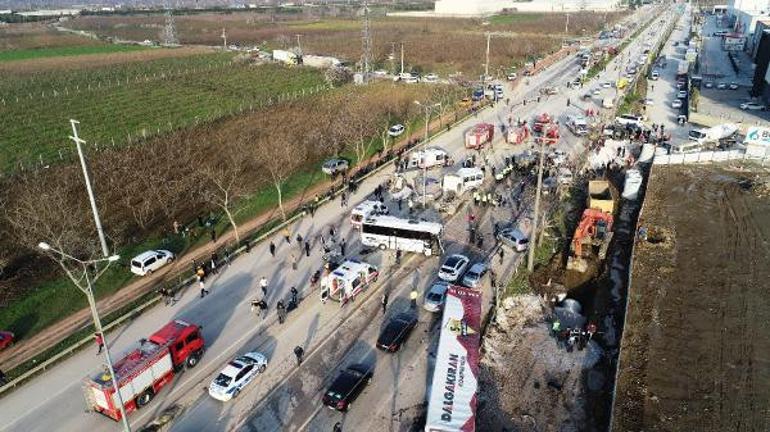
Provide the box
[405,147,448,170]
[442,167,484,195]
[350,200,389,228]
[130,250,175,276]
[602,98,614,109]
[615,114,644,127]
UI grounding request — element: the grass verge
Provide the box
[0,44,147,62]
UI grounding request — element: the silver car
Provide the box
[423,281,449,312]
[437,254,470,282]
[461,263,488,289]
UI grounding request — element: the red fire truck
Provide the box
[464,123,494,149]
[83,320,205,421]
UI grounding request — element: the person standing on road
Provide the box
[210,228,217,243]
[260,277,269,296]
[210,253,218,275]
[283,227,291,244]
[381,292,389,314]
[305,240,311,257]
[333,422,342,432]
[410,289,418,309]
[290,252,298,270]
[296,233,303,248]
[294,346,304,366]
[269,241,276,258]
[277,301,287,324]
[340,239,346,257]
[199,279,209,298]
[498,248,505,265]
[94,332,104,355]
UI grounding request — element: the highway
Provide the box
[0,5,672,432]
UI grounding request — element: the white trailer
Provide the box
[442,167,484,196]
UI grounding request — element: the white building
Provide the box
[434,0,620,16]
[729,0,770,16]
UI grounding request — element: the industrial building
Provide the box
[433,0,621,16]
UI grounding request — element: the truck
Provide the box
[506,122,530,145]
[676,59,689,79]
[566,115,589,136]
[464,123,494,149]
[587,180,616,214]
[83,320,205,421]
[320,259,379,303]
[272,49,300,65]
[687,123,738,147]
[425,286,481,432]
[442,167,484,196]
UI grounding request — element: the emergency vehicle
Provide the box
[404,147,449,170]
[320,259,379,303]
[442,167,484,196]
[350,200,389,228]
[83,320,205,421]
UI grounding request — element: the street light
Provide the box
[414,100,442,207]
[37,242,130,432]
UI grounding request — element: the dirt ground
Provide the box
[613,163,770,432]
[477,295,606,432]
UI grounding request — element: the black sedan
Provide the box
[322,364,372,412]
[376,313,418,353]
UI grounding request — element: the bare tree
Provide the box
[253,127,305,221]
[200,140,250,243]
[346,97,379,165]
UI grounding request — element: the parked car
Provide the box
[321,158,349,175]
[423,73,438,83]
[615,114,644,128]
[729,82,739,90]
[388,124,405,137]
[322,364,372,411]
[651,71,660,80]
[423,281,449,312]
[644,98,655,106]
[506,72,518,81]
[717,82,728,90]
[601,81,612,88]
[0,331,14,351]
[130,250,174,276]
[498,228,530,252]
[461,263,488,289]
[208,352,268,401]
[740,101,766,110]
[671,99,683,109]
[704,81,714,88]
[437,254,470,282]
[677,90,688,99]
[376,313,418,352]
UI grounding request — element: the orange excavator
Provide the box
[567,208,614,273]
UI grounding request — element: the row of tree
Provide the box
[0,81,460,306]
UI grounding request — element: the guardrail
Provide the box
[0,99,490,399]
[653,149,770,165]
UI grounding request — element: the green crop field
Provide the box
[0,53,328,172]
[0,44,147,62]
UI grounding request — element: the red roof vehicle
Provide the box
[83,320,204,421]
[532,113,553,133]
[464,123,494,149]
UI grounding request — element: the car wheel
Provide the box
[147,269,153,275]
[378,244,387,251]
[136,389,154,408]
[258,364,267,373]
[187,351,201,368]
[232,388,240,399]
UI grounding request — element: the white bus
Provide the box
[360,215,443,256]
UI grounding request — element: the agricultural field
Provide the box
[0,44,147,62]
[66,10,626,75]
[0,21,101,51]
[0,54,328,172]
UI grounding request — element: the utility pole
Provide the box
[161,6,178,46]
[484,32,491,79]
[361,0,372,81]
[527,135,546,272]
[221,27,227,49]
[296,34,303,56]
[69,120,109,258]
[400,42,405,75]
[390,42,396,74]
[565,13,570,34]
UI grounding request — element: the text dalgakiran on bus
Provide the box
[360,215,443,256]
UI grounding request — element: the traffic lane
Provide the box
[237,257,434,432]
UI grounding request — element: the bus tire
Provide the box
[378,244,386,251]
[136,389,154,408]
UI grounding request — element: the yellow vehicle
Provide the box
[616,78,628,89]
[459,97,472,107]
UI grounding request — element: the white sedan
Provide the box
[388,124,405,137]
[437,254,470,282]
[209,352,268,402]
[740,101,766,111]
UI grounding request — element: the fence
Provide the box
[653,149,770,165]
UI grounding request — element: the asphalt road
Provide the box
[0,5,669,432]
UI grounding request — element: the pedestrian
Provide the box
[498,247,505,265]
[210,253,218,275]
[340,238,346,256]
[290,252,298,270]
[294,345,304,365]
[260,276,268,296]
[305,241,311,257]
[408,198,414,214]
[199,279,209,298]
[473,191,480,206]
[196,266,206,282]
[290,286,299,306]
[395,249,402,265]
[173,220,180,234]
[251,298,266,316]
[283,227,291,244]
[245,239,252,253]
[567,97,571,107]
[340,192,347,207]
[329,225,337,238]
[0,369,6,386]
[210,228,217,243]
[277,301,287,324]
[224,248,231,267]
[490,269,497,289]
[410,288,418,308]
[381,292,389,314]
[296,233,303,247]
[94,332,104,355]
[397,198,403,211]
[333,422,342,432]
[269,241,276,257]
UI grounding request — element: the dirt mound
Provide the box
[478,295,605,432]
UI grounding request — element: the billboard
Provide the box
[744,126,770,146]
[425,286,482,432]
